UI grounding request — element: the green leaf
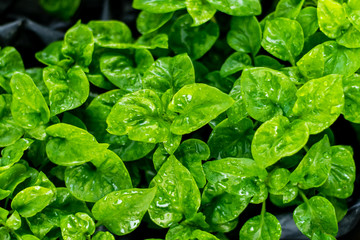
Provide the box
[240,67,298,122]
[62,21,94,68]
[227,16,262,56]
[5,211,21,230]
[344,0,360,31]
[207,0,261,16]
[199,71,235,94]
[11,186,55,218]
[35,41,69,66]
[137,11,173,34]
[262,17,304,65]
[46,123,108,166]
[148,156,201,228]
[174,139,210,188]
[220,52,252,78]
[239,212,281,240]
[142,53,195,96]
[10,73,50,129]
[60,212,95,240]
[292,74,344,134]
[92,188,156,235]
[297,41,360,80]
[267,168,291,190]
[208,118,254,159]
[317,0,351,39]
[279,67,306,85]
[92,232,115,240]
[343,74,360,123]
[106,89,170,143]
[133,0,186,13]
[88,20,133,48]
[293,196,338,238]
[202,183,250,225]
[275,0,305,19]
[168,83,234,135]
[39,0,80,20]
[252,116,309,168]
[203,158,267,197]
[100,49,153,92]
[65,149,132,202]
[169,14,219,60]
[319,146,356,198]
[0,47,24,92]
[254,55,284,70]
[226,79,248,125]
[0,138,33,170]
[290,135,332,189]
[296,7,319,38]
[186,0,216,26]
[337,25,360,48]
[43,65,89,116]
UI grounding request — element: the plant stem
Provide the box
[299,190,309,205]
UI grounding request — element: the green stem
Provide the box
[261,200,266,217]
[299,190,309,205]
[303,145,309,152]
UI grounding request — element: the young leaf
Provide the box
[10,73,50,129]
[0,138,33,170]
[60,212,95,240]
[148,156,201,228]
[207,0,261,16]
[343,74,360,123]
[296,7,319,38]
[239,212,281,240]
[252,116,309,168]
[106,89,170,143]
[240,67,297,122]
[92,187,156,235]
[186,0,216,26]
[262,17,304,65]
[220,52,252,78]
[168,83,234,135]
[275,0,305,19]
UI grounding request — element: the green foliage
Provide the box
[1,1,359,239]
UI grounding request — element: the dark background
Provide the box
[1,0,360,239]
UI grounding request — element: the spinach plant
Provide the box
[0,0,359,239]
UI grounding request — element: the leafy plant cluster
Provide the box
[0,0,359,239]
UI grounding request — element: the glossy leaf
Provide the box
[92,232,115,240]
[290,135,332,189]
[252,116,309,168]
[106,89,170,143]
[0,138,33,170]
[0,47,24,92]
[343,74,360,123]
[60,212,95,240]
[88,20,133,48]
[168,83,234,135]
[296,7,319,38]
[65,149,132,202]
[227,16,262,56]
[100,49,153,92]
[148,156,201,228]
[319,146,356,198]
[267,168,291,190]
[62,22,94,68]
[11,186,54,218]
[43,65,89,116]
[317,0,350,39]
[337,25,360,48]
[186,0,216,26]
[292,74,344,134]
[240,67,297,122]
[132,0,186,13]
[169,14,219,60]
[92,188,156,235]
[137,11,173,35]
[46,123,108,166]
[275,0,305,19]
[293,196,338,238]
[35,41,69,67]
[207,0,261,16]
[208,118,254,159]
[262,17,304,65]
[239,212,281,240]
[226,78,248,124]
[142,53,195,95]
[220,52,252,78]
[297,41,360,80]
[175,139,210,188]
[254,55,284,70]
[10,72,50,129]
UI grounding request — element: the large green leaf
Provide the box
[292,74,344,134]
[132,0,186,13]
[252,116,309,168]
[168,83,234,135]
[239,212,281,240]
[0,138,33,170]
[207,0,261,16]
[148,156,201,228]
[296,7,319,38]
[240,67,297,122]
[92,188,156,235]
[186,0,216,26]
[342,74,360,123]
[275,0,305,19]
